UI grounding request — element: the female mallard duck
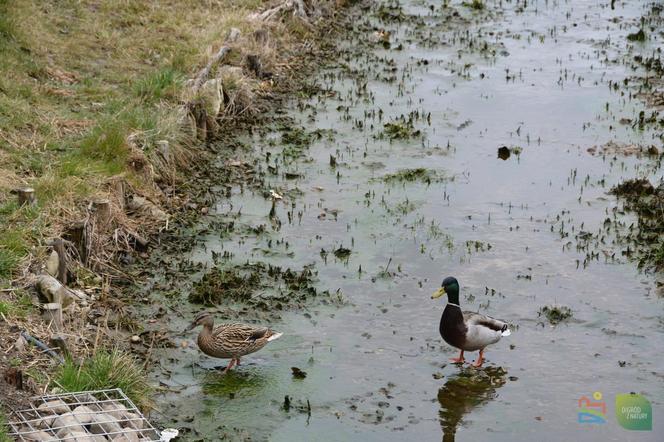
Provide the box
[185,311,283,373]
[431,277,510,367]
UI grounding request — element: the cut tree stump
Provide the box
[4,367,23,390]
[108,176,126,210]
[15,187,36,206]
[64,222,90,264]
[42,303,63,330]
[92,199,112,228]
[50,238,68,285]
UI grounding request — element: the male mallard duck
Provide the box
[431,277,510,367]
[185,311,283,373]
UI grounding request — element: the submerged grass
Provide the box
[54,350,153,410]
[610,179,664,270]
[538,305,572,325]
[382,168,445,184]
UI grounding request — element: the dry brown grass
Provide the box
[0,0,326,282]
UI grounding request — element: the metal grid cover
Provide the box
[6,388,160,441]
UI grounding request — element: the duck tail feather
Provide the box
[268,332,283,342]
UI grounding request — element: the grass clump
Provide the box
[134,67,182,103]
[54,350,153,410]
[191,268,261,305]
[538,305,572,325]
[382,120,421,140]
[0,291,34,319]
[610,179,664,270]
[0,409,10,442]
[190,262,321,311]
[627,29,646,42]
[382,167,442,184]
[463,0,485,10]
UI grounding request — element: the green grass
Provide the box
[134,67,182,103]
[0,202,37,280]
[55,349,153,410]
[463,0,485,10]
[0,292,33,319]
[0,408,10,442]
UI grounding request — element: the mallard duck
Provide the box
[185,311,283,373]
[431,277,510,367]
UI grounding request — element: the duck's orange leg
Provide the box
[236,357,241,366]
[450,350,465,363]
[472,349,485,368]
[223,358,237,373]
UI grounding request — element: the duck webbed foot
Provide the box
[450,350,465,364]
[471,349,485,368]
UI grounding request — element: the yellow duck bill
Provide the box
[431,287,446,299]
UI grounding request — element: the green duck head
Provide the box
[431,276,460,304]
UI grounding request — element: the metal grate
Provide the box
[6,388,161,441]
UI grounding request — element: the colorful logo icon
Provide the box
[615,393,652,431]
[578,391,607,424]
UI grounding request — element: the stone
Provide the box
[37,399,70,415]
[45,250,60,277]
[62,431,103,442]
[101,401,128,420]
[199,78,223,117]
[35,414,56,429]
[89,413,122,435]
[121,412,143,430]
[71,405,96,424]
[113,432,139,442]
[18,429,56,441]
[56,424,86,439]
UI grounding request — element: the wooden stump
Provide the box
[64,222,89,264]
[246,54,263,78]
[191,103,208,141]
[3,367,23,390]
[16,187,36,206]
[51,238,68,285]
[93,199,112,228]
[42,302,63,330]
[254,29,269,45]
[108,176,126,210]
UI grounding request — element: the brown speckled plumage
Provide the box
[186,312,282,372]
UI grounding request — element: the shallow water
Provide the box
[150,0,663,440]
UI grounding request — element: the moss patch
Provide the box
[190,262,325,310]
[538,305,573,325]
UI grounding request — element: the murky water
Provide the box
[149,1,663,440]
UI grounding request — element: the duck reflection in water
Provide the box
[437,366,507,442]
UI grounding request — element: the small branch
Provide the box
[191,28,241,93]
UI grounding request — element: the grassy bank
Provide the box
[0,0,307,281]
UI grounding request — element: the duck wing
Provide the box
[463,311,511,335]
[212,323,261,341]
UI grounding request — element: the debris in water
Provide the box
[538,305,573,325]
[291,367,307,379]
